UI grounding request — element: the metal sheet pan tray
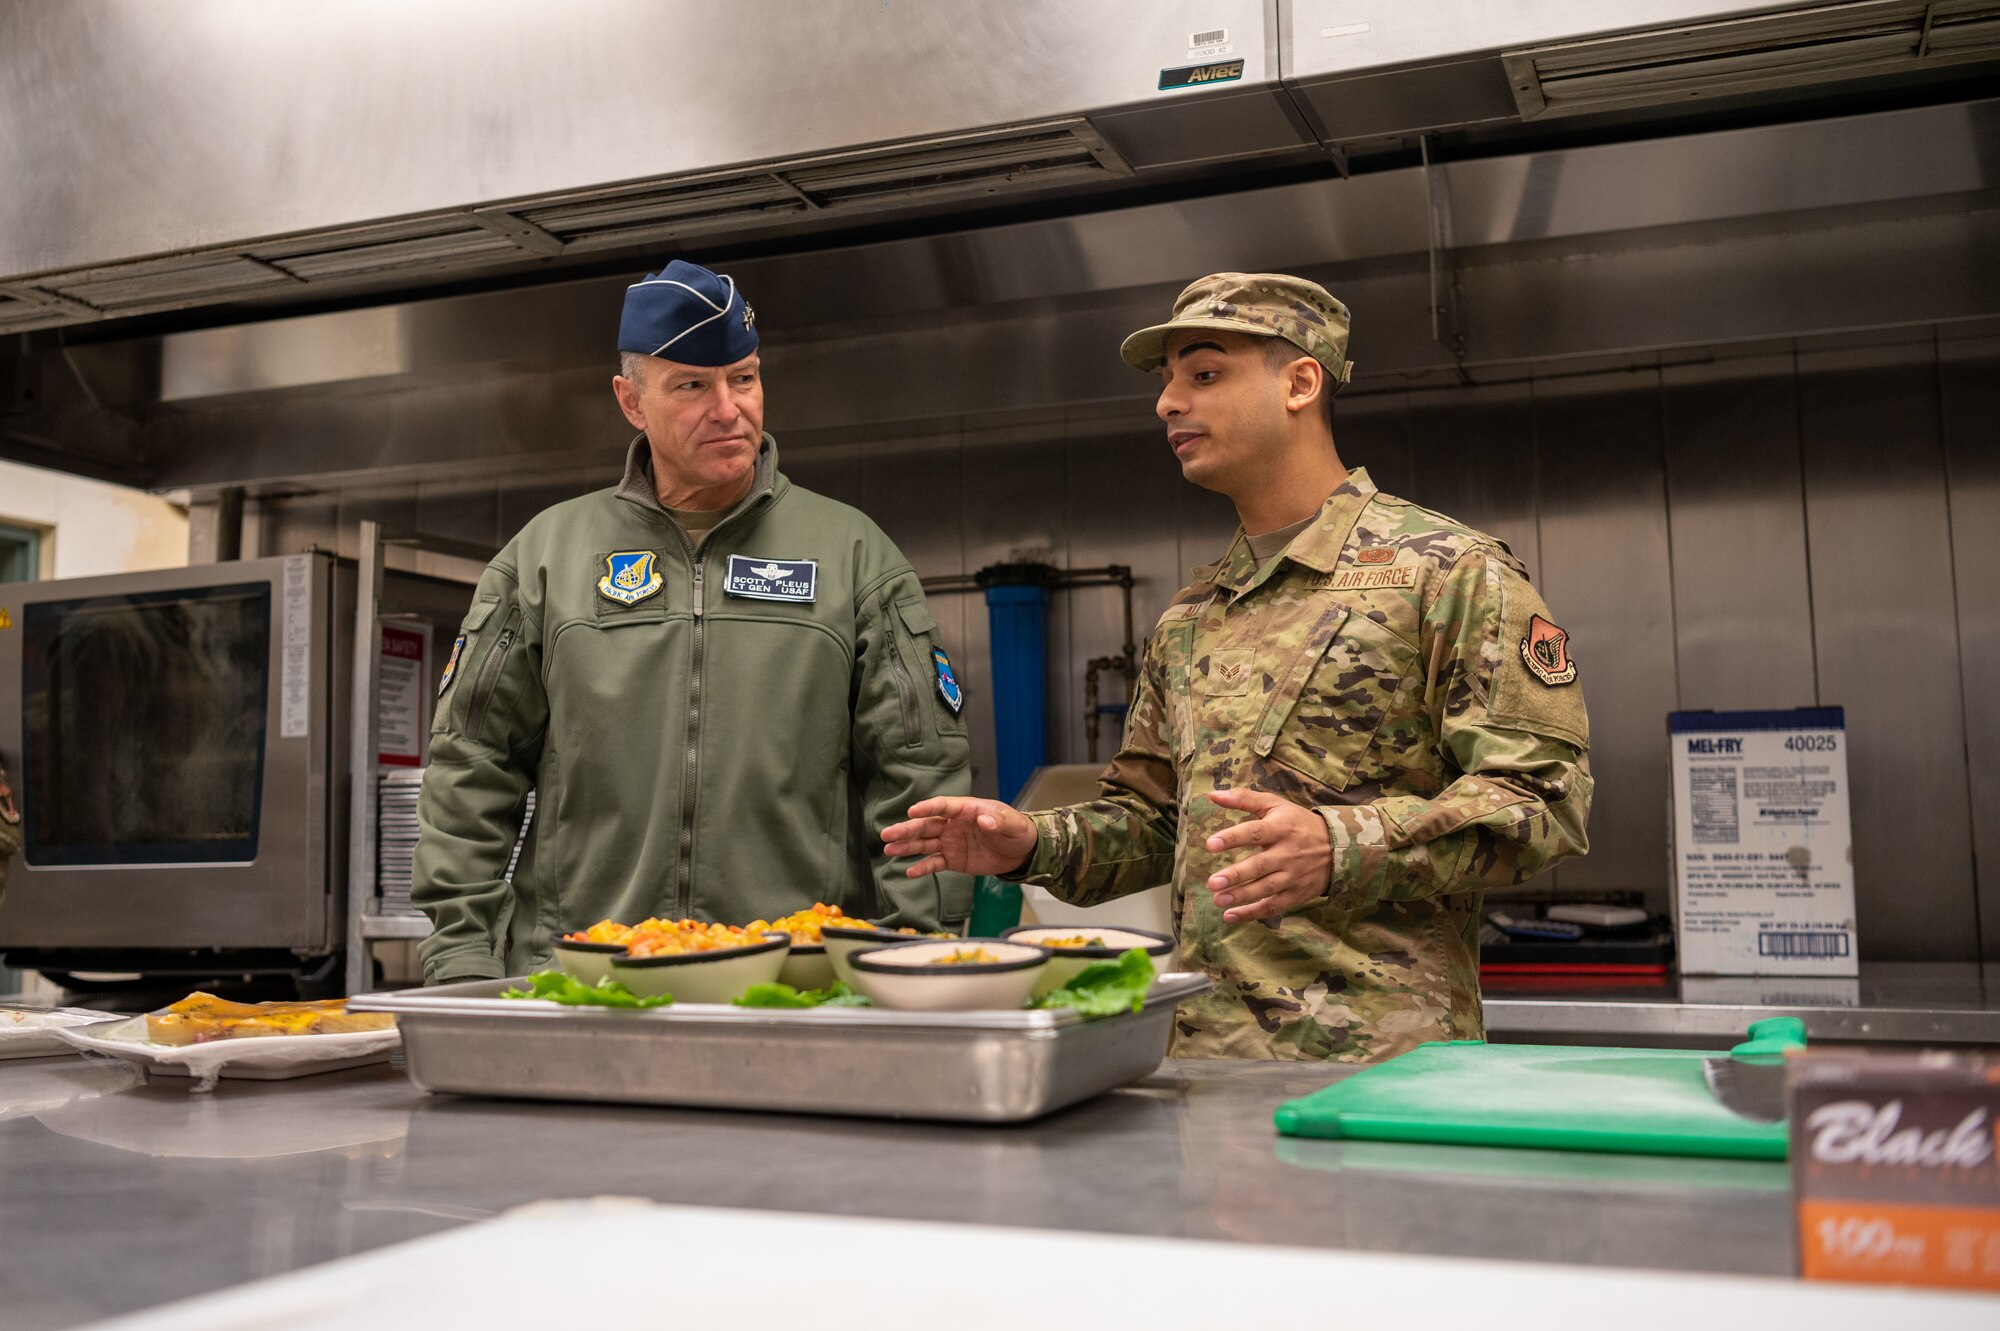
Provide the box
[352,973,1212,1123]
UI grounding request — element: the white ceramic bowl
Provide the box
[608,935,789,1003]
[822,925,931,989]
[550,938,628,987]
[776,943,835,992]
[1000,925,1175,997]
[846,939,1050,1012]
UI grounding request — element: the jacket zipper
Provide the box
[885,628,921,747]
[676,536,705,920]
[662,468,773,919]
[464,616,518,742]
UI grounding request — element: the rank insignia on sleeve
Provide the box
[599,550,664,606]
[437,634,465,700]
[932,646,964,716]
[1520,614,1578,687]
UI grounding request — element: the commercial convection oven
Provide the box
[0,555,355,983]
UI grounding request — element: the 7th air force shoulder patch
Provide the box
[599,551,664,606]
[932,646,964,716]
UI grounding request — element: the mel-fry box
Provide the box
[1791,1050,2000,1291]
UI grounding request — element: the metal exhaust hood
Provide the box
[1504,0,2000,121]
[0,0,1302,335]
[6,0,1998,338]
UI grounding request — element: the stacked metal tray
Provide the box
[352,973,1211,1123]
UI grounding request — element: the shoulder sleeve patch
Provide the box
[1486,567,1589,750]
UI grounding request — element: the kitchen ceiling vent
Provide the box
[1504,0,2000,120]
[0,118,1129,336]
[519,118,1129,253]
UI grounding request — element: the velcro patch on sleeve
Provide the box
[1487,568,1589,749]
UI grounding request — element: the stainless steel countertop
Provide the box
[1485,962,2000,1045]
[0,1053,1797,1329]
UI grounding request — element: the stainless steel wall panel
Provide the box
[1797,343,1979,962]
[1939,333,2000,962]
[1336,393,1415,501]
[1438,100,2000,249]
[1402,383,1542,581]
[1660,356,1817,711]
[1529,373,1679,906]
[258,493,342,562]
[413,480,501,553]
[1459,206,2000,370]
[780,450,868,517]
[1060,412,1185,766]
[497,468,611,548]
[333,487,419,563]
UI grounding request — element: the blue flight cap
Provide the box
[616,260,759,366]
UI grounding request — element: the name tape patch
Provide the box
[1321,567,1418,591]
[724,554,818,603]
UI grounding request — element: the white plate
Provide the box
[0,1007,114,1060]
[54,1016,401,1088]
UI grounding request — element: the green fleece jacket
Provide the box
[415,435,971,982]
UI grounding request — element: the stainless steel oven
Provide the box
[0,555,354,954]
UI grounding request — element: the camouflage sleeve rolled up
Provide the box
[1319,546,1592,912]
[1007,635,1180,909]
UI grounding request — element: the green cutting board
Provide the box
[1273,1040,1789,1160]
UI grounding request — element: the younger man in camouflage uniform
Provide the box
[885,274,1593,1063]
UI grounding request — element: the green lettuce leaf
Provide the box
[732,980,871,1008]
[1030,947,1155,1018]
[500,971,673,1008]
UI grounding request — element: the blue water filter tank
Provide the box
[983,583,1050,803]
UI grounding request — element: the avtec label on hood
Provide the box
[1159,59,1244,91]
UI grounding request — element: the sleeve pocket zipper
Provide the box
[464,611,520,743]
[885,632,922,747]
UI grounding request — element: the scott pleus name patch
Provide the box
[724,555,817,603]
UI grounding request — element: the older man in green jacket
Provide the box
[415,261,971,984]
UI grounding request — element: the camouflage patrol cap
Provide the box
[1120,272,1353,388]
